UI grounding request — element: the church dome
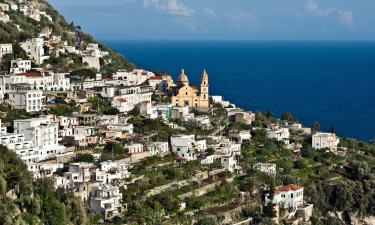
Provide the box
[177,69,189,86]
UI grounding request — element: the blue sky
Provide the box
[47,0,375,40]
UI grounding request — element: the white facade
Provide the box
[171,135,207,161]
[266,127,290,144]
[0,119,39,163]
[0,43,12,58]
[253,163,276,176]
[13,118,67,161]
[266,184,304,211]
[88,183,123,220]
[112,69,154,86]
[10,59,32,74]
[111,97,131,113]
[8,90,44,113]
[117,85,153,110]
[52,73,71,91]
[221,156,240,173]
[107,123,134,135]
[20,38,49,64]
[312,132,340,151]
[124,143,144,155]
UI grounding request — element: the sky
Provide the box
[47,0,375,40]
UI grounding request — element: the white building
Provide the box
[221,156,241,173]
[0,11,9,23]
[112,69,154,86]
[88,183,123,220]
[124,143,144,155]
[253,163,276,176]
[24,73,54,91]
[10,59,32,74]
[52,73,71,91]
[0,119,40,163]
[107,123,134,135]
[0,43,12,59]
[139,102,172,120]
[266,184,304,211]
[20,38,49,64]
[73,126,97,146]
[116,85,153,111]
[266,127,290,144]
[13,118,67,161]
[111,97,131,113]
[146,142,169,156]
[8,90,44,113]
[312,132,340,151]
[170,135,207,161]
[82,55,101,70]
[0,3,9,11]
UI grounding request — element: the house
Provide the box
[73,126,97,146]
[253,163,276,176]
[170,135,207,161]
[24,72,54,91]
[0,119,39,163]
[288,123,311,135]
[0,3,9,11]
[266,127,290,144]
[88,183,123,220]
[13,118,67,161]
[146,142,169,156]
[52,73,71,91]
[0,43,12,59]
[20,38,49,64]
[73,113,98,126]
[188,116,211,129]
[112,69,154,86]
[237,130,252,142]
[233,112,255,125]
[149,76,168,92]
[82,44,102,70]
[171,69,209,111]
[124,143,144,155]
[27,162,64,179]
[221,156,241,173]
[0,11,9,23]
[10,59,32,74]
[111,97,131,113]
[266,184,304,211]
[8,90,44,113]
[139,102,172,120]
[117,85,153,110]
[107,123,134,135]
[312,132,340,151]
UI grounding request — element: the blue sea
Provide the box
[103,40,375,141]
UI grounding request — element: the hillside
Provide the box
[0,0,134,75]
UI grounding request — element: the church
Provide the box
[171,69,209,111]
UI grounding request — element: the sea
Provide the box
[103,40,375,141]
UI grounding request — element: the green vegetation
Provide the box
[0,145,90,225]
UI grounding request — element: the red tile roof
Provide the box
[150,76,162,80]
[116,98,127,103]
[274,184,303,195]
[24,72,41,77]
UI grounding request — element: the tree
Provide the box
[266,110,273,120]
[71,68,97,89]
[263,202,277,218]
[331,124,336,134]
[312,121,320,133]
[13,42,27,59]
[104,142,125,156]
[281,111,298,122]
